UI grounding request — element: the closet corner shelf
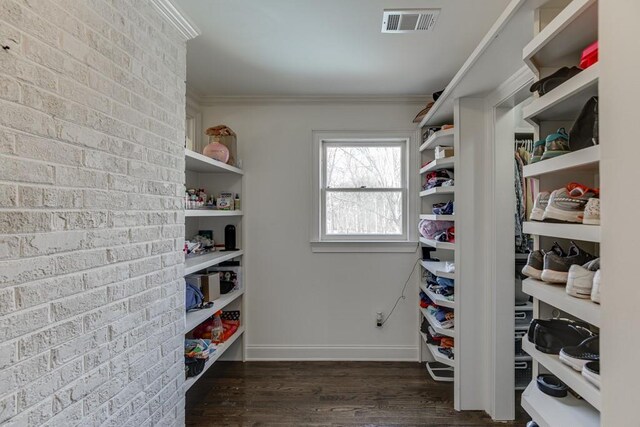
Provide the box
[522,338,601,411]
[522,145,599,178]
[420,307,455,338]
[419,157,455,174]
[419,237,455,251]
[522,0,597,71]
[185,209,243,218]
[523,278,600,327]
[521,381,600,427]
[185,289,245,333]
[185,149,244,175]
[419,214,455,221]
[183,326,245,392]
[420,187,455,197]
[419,128,455,152]
[420,332,455,367]
[523,63,599,123]
[420,282,455,309]
[420,260,455,280]
[184,250,244,275]
[523,221,600,243]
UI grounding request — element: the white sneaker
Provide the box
[591,270,601,303]
[542,188,592,223]
[581,198,600,225]
[566,258,599,299]
[530,192,550,221]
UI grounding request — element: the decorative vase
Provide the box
[202,136,230,163]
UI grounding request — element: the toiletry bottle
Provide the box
[234,193,240,211]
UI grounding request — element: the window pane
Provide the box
[325,145,402,188]
[326,191,403,235]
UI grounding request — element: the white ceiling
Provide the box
[174,0,512,97]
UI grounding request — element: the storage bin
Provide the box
[515,360,532,390]
[515,330,527,355]
[515,309,533,327]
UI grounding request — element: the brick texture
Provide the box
[0,1,186,425]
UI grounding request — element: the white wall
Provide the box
[0,2,187,425]
[600,1,640,425]
[200,100,423,360]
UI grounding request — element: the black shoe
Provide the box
[528,318,593,354]
[529,66,582,96]
[582,361,600,389]
[541,241,595,284]
[560,335,599,371]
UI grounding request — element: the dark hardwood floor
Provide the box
[185,361,529,426]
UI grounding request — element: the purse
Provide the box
[569,96,599,151]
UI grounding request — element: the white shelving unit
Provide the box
[419,157,455,174]
[521,381,600,427]
[183,326,246,392]
[420,308,455,338]
[420,332,455,368]
[183,147,246,389]
[419,237,455,251]
[519,0,600,423]
[419,187,455,197]
[522,222,600,243]
[419,214,455,221]
[419,260,455,280]
[522,339,601,410]
[420,282,455,309]
[419,128,455,151]
[185,210,243,217]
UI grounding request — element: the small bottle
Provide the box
[211,311,224,343]
[234,193,240,211]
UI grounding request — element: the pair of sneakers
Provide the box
[530,128,570,163]
[522,241,595,284]
[559,335,600,388]
[530,182,600,225]
[566,259,601,303]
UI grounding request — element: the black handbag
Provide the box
[569,96,599,151]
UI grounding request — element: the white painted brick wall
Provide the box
[0,1,187,425]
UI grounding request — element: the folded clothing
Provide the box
[422,169,454,190]
[419,220,455,240]
[436,277,454,288]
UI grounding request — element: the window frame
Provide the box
[311,130,419,253]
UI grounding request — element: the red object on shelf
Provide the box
[579,41,598,69]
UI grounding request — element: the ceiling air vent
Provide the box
[382,9,440,33]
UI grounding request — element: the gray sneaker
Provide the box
[543,187,596,223]
[541,241,596,284]
[530,192,550,221]
[521,242,566,280]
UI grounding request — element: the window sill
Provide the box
[310,240,419,253]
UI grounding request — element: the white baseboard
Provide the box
[246,345,419,361]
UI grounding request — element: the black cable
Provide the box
[380,258,421,326]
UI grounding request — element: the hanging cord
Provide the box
[380,258,421,326]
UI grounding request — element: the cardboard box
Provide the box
[185,273,221,301]
[435,146,454,159]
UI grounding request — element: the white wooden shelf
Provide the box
[419,237,455,251]
[419,187,455,197]
[184,250,244,275]
[521,381,599,427]
[523,278,600,327]
[522,338,601,410]
[524,63,598,123]
[523,145,599,178]
[419,214,455,221]
[185,149,244,175]
[183,326,245,391]
[420,308,455,338]
[185,210,243,218]
[523,221,600,242]
[420,282,455,309]
[419,128,455,151]
[420,332,455,367]
[185,289,245,333]
[420,260,455,280]
[419,157,455,174]
[523,0,597,71]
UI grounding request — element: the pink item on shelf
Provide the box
[202,139,230,163]
[579,41,598,69]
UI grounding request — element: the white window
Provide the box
[312,131,418,252]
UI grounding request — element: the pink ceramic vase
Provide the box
[202,137,230,163]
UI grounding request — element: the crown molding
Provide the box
[151,0,201,40]
[197,95,429,106]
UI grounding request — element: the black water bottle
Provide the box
[224,225,236,251]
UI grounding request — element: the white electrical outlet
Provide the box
[376,312,384,327]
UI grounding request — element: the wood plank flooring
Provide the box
[185,361,529,426]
